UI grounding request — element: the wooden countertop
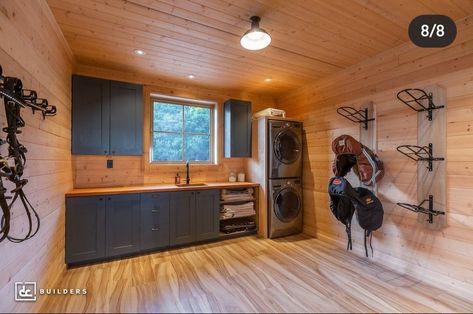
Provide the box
[66,182,259,197]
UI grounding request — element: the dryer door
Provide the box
[273,129,301,165]
[274,187,301,223]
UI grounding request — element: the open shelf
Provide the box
[336,106,375,130]
[397,195,444,224]
[396,88,444,121]
[220,213,256,221]
[396,143,444,172]
[218,229,257,241]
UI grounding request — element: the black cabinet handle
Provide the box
[108,197,111,201]
[99,197,103,201]
[104,150,108,154]
[151,227,160,231]
[151,209,159,213]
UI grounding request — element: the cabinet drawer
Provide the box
[140,193,170,251]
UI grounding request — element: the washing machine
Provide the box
[269,119,302,179]
[268,178,303,238]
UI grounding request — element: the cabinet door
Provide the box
[72,75,110,155]
[105,194,141,257]
[195,190,220,241]
[140,192,170,251]
[66,196,106,264]
[224,99,252,157]
[110,81,143,155]
[170,191,195,246]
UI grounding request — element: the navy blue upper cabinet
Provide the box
[72,75,143,155]
[110,81,143,155]
[224,99,252,158]
[72,76,110,154]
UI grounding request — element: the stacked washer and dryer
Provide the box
[248,116,303,239]
[268,119,303,238]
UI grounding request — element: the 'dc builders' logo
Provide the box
[14,281,87,302]
[15,282,37,302]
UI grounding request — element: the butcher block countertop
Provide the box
[66,182,259,197]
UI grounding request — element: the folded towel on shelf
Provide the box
[220,202,255,220]
[221,188,254,195]
[221,188,254,201]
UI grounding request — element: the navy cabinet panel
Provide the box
[140,192,170,251]
[110,81,143,155]
[195,190,220,241]
[72,75,110,154]
[105,194,141,257]
[66,196,106,264]
[224,99,252,158]
[170,191,196,246]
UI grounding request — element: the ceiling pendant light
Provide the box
[240,16,271,51]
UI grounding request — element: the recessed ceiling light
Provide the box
[264,77,272,82]
[241,16,271,51]
[187,74,196,79]
[134,49,146,56]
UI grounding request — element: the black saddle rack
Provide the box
[336,106,375,130]
[397,143,444,172]
[397,195,444,224]
[396,88,444,121]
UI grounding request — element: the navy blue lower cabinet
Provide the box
[105,194,141,257]
[195,190,220,242]
[140,192,170,251]
[66,196,106,264]
[66,188,222,265]
[170,191,196,246]
[170,189,220,246]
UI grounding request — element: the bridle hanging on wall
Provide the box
[0,64,57,243]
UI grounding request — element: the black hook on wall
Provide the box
[336,106,375,130]
[397,195,445,224]
[396,143,444,172]
[396,88,444,121]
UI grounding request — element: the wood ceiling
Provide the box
[47,0,473,96]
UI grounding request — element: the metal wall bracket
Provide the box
[336,106,375,130]
[397,143,444,171]
[397,88,444,121]
[397,195,445,224]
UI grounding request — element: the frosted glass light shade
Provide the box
[240,16,271,51]
[240,29,271,50]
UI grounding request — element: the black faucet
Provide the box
[185,160,190,184]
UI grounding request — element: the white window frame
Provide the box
[150,94,217,165]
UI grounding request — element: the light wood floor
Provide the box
[40,235,473,313]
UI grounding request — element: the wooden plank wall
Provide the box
[277,15,473,297]
[72,64,276,188]
[0,0,73,311]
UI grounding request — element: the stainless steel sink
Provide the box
[175,183,207,187]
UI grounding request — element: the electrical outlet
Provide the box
[107,159,113,168]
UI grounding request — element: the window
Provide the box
[151,98,215,163]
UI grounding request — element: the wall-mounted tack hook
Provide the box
[396,143,444,171]
[336,106,375,130]
[397,195,444,224]
[397,88,444,121]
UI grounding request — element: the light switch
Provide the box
[107,159,113,168]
